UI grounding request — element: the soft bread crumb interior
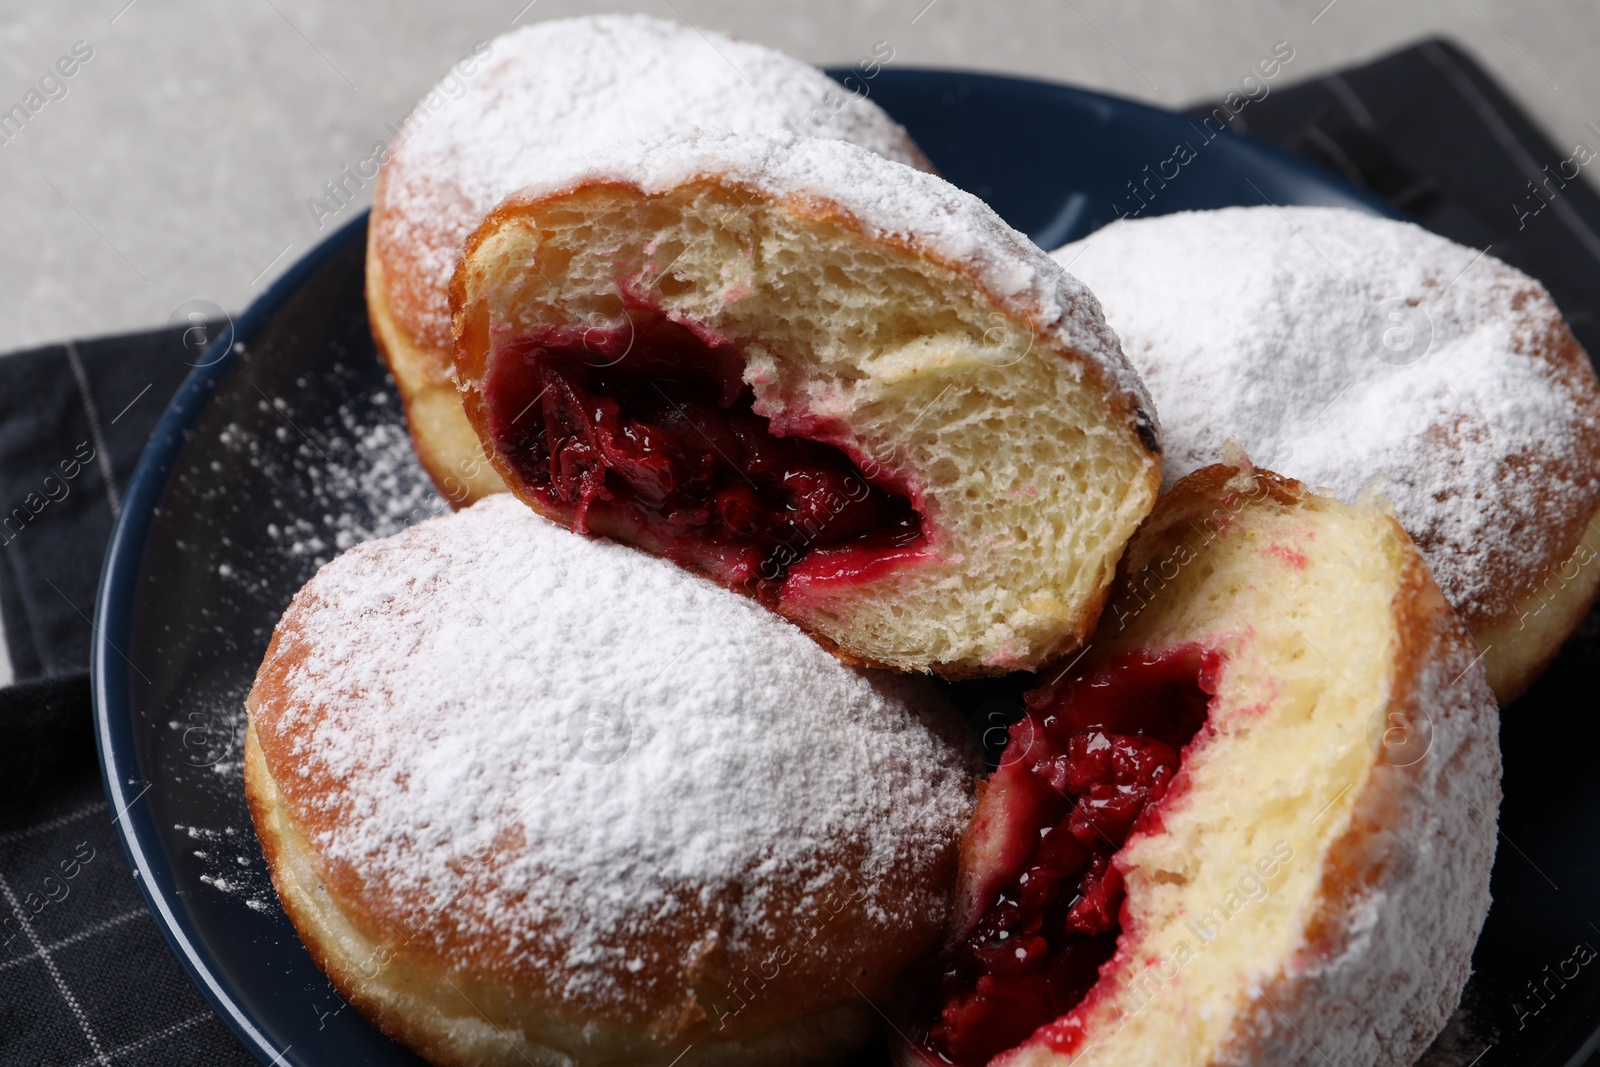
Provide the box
[1017,490,1404,1066]
[461,183,1156,673]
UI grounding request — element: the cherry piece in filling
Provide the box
[914,646,1221,1065]
[481,313,924,598]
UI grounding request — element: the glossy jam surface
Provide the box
[482,315,923,596]
[917,647,1221,1065]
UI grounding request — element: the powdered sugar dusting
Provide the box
[180,824,279,915]
[375,14,928,347]
[253,494,975,1008]
[167,359,445,901]
[1055,206,1600,625]
[1233,571,1500,1067]
[257,398,441,564]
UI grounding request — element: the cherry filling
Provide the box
[481,314,925,597]
[916,647,1222,1065]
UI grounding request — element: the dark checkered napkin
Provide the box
[0,712,254,1067]
[1189,37,1600,361]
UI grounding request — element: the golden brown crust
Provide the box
[1346,283,1600,650]
[366,227,508,507]
[1416,310,1600,704]
[245,724,458,1066]
[365,202,453,388]
[249,723,895,1067]
[1478,505,1600,702]
[1464,309,1600,634]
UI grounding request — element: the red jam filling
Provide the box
[481,314,924,597]
[915,647,1222,1065]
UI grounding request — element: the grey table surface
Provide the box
[0,0,1597,685]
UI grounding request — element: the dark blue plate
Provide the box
[95,69,1586,1067]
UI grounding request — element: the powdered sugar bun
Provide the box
[451,130,1161,678]
[244,494,976,1067]
[1054,206,1600,702]
[899,464,1500,1067]
[367,14,931,505]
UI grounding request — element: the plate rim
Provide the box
[92,207,372,1064]
[827,66,1406,226]
[89,69,1405,1066]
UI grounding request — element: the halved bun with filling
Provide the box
[367,14,932,506]
[450,131,1161,677]
[899,462,1501,1067]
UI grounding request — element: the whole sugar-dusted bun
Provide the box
[1054,206,1600,702]
[899,463,1501,1067]
[451,131,1162,678]
[367,14,931,505]
[245,494,976,1067]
